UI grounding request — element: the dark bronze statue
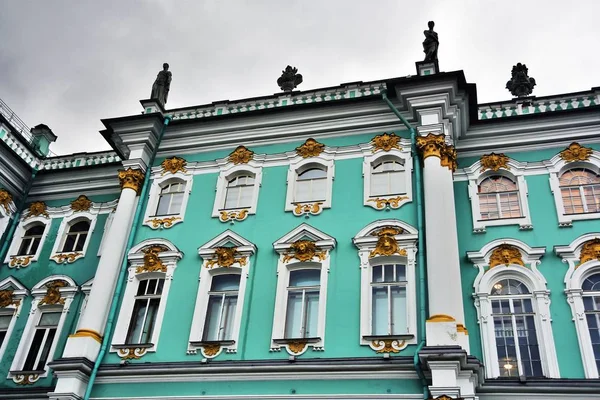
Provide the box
[277,66,303,92]
[151,63,172,106]
[506,63,536,97]
[422,21,439,62]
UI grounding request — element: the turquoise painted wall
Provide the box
[0,194,117,389]
[101,130,423,366]
[456,144,600,379]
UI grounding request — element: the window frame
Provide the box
[284,156,334,216]
[212,163,263,222]
[468,239,559,379]
[4,216,51,267]
[0,192,16,241]
[0,277,28,363]
[363,148,413,210]
[271,224,335,355]
[143,172,193,229]
[50,213,97,264]
[8,276,77,384]
[111,239,182,357]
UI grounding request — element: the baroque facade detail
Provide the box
[161,156,187,175]
[39,280,68,305]
[559,142,593,162]
[282,240,327,263]
[145,216,181,229]
[371,132,401,152]
[24,201,49,219]
[9,256,34,268]
[52,252,83,264]
[480,153,510,172]
[416,133,456,171]
[370,339,405,353]
[136,246,168,273]
[219,209,249,222]
[70,195,92,212]
[489,244,525,268]
[369,227,406,258]
[287,340,307,354]
[293,202,323,216]
[367,196,409,210]
[228,146,254,164]
[578,238,600,266]
[116,347,148,360]
[118,168,145,194]
[0,188,13,212]
[0,290,20,308]
[295,138,325,158]
[206,247,247,268]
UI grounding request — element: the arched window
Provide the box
[478,176,522,220]
[371,160,405,197]
[155,181,185,216]
[224,175,255,210]
[559,168,600,214]
[490,278,542,377]
[582,273,600,372]
[285,269,320,339]
[61,220,90,253]
[295,168,327,203]
[203,274,240,341]
[17,224,45,256]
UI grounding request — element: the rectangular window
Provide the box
[371,264,407,335]
[0,314,13,350]
[583,295,600,371]
[285,269,320,339]
[125,278,164,345]
[203,274,240,341]
[22,311,61,371]
[479,192,522,220]
[155,183,185,216]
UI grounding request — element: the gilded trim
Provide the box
[371,132,401,152]
[161,156,187,175]
[136,245,168,273]
[201,344,221,357]
[296,138,325,158]
[578,238,600,267]
[52,252,83,264]
[24,201,49,219]
[70,195,92,212]
[287,341,307,354]
[369,227,406,258]
[70,329,103,343]
[0,290,20,308]
[145,216,181,229]
[416,133,456,171]
[456,324,469,335]
[427,314,456,322]
[367,196,409,210]
[489,244,525,268]
[9,255,34,268]
[228,146,254,164]
[282,240,327,263]
[0,189,13,213]
[116,347,148,360]
[39,280,68,306]
[219,209,249,222]
[371,339,404,353]
[13,373,40,385]
[206,247,247,269]
[118,168,145,194]
[480,153,510,172]
[559,142,593,162]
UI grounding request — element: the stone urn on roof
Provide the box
[277,66,303,92]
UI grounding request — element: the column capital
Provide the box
[416,133,457,172]
[118,168,145,195]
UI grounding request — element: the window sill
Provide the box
[217,208,250,222]
[144,215,183,229]
[273,337,321,344]
[112,343,154,349]
[50,251,84,264]
[10,369,46,375]
[363,334,415,341]
[189,340,235,347]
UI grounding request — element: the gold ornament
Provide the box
[287,341,307,354]
[489,244,524,268]
[371,132,401,152]
[296,138,325,158]
[52,252,82,264]
[559,142,593,162]
[416,133,456,171]
[9,256,34,268]
[228,146,254,164]
[282,240,327,263]
[480,153,510,172]
[14,373,39,385]
[219,209,249,222]
[367,196,409,210]
[39,280,68,306]
[117,347,148,360]
[136,245,168,273]
[431,396,455,400]
[0,290,20,308]
[0,189,13,213]
[369,227,405,258]
[202,344,221,357]
[578,238,600,266]
[372,339,404,353]
[161,156,187,175]
[118,168,145,194]
[206,247,247,268]
[70,195,92,212]
[145,216,181,229]
[293,202,322,216]
[25,201,49,219]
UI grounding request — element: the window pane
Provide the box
[35,328,56,370]
[0,314,12,329]
[137,280,148,296]
[211,274,241,291]
[294,180,311,202]
[289,269,320,287]
[170,192,184,214]
[372,265,383,283]
[311,179,327,201]
[238,185,254,208]
[371,173,389,196]
[391,286,407,334]
[224,186,240,209]
[221,295,238,340]
[62,235,76,252]
[70,221,90,232]
[583,274,600,291]
[125,299,148,344]
[298,168,326,180]
[23,329,46,371]
[17,238,33,256]
[389,171,405,194]
[203,295,223,341]
[155,193,171,216]
[305,291,319,337]
[285,291,303,338]
[140,298,160,344]
[39,312,61,327]
[371,287,388,336]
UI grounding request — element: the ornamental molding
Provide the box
[559,142,593,162]
[117,346,148,360]
[145,216,181,229]
[295,138,325,158]
[282,240,327,263]
[52,252,83,264]
[201,344,221,357]
[367,196,409,210]
[0,189,13,213]
[578,238,600,267]
[369,227,407,258]
[371,132,401,153]
[24,201,49,219]
[13,373,40,385]
[416,133,456,171]
[39,280,68,306]
[0,290,20,308]
[206,247,247,269]
[287,340,307,354]
[118,168,145,194]
[9,256,34,269]
[161,156,187,175]
[70,195,92,212]
[370,339,406,353]
[228,146,254,165]
[219,209,249,223]
[489,244,525,268]
[136,245,168,273]
[480,153,510,172]
[293,202,323,217]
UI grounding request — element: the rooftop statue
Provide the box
[422,21,439,62]
[151,63,172,106]
[506,63,536,97]
[277,65,303,92]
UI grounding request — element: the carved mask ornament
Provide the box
[161,157,187,175]
[137,245,168,273]
[489,244,525,268]
[579,238,600,266]
[0,290,18,308]
[25,201,49,219]
[282,240,327,263]
[228,146,254,165]
[371,132,401,152]
[39,280,68,306]
[0,189,13,213]
[480,153,510,172]
[296,138,325,158]
[369,227,405,258]
[206,247,247,268]
[559,143,593,162]
[70,195,92,212]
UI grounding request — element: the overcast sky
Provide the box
[1,0,599,155]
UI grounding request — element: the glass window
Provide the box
[0,314,13,350]
[371,264,407,335]
[295,168,327,203]
[203,274,240,341]
[125,278,164,345]
[490,278,542,377]
[155,182,185,216]
[224,175,255,210]
[371,160,405,196]
[17,224,45,256]
[285,269,320,339]
[22,311,61,371]
[582,273,600,372]
[478,176,522,220]
[61,220,90,253]
[559,169,600,215]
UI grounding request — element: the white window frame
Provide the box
[50,213,97,264]
[284,155,334,216]
[271,223,335,355]
[556,233,600,378]
[362,148,413,210]
[143,172,193,229]
[464,159,532,232]
[0,277,28,363]
[3,216,51,268]
[111,239,182,355]
[8,275,77,384]
[212,162,262,222]
[467,239,559,379]
[547,151,600,226]
[353,220,418,352]
[189,230,256,358]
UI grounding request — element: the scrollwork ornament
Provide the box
[370,339,405,353]
[578,238,600,267]
[559,142,593,162]
[145,216,181,229]
[118,168,145,194]
[161,156,187,175]
[70,195,92,212]
[13,373,40,385]
[368,196,410,210]
[52,252,83,264]
[228,146,254,164]
[136,245,168,273]
[489,244,525,268]
[480,153,510,172]
[25,201,49,219]
[371,132,401,152]
[0,189,13,213]
[219,209,249,222]
[282,240,327,263]
[295,138,325,158]
[206,247,247,268]
[293,202,322,216]
[117,347,148,360]
[39,280,68,305]
[9,256,34,268]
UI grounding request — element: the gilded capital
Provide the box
[118,168,145,194]
[0,189,13,213]
[416,133,456,171]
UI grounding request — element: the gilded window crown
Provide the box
[371,132,401,153]
[206,247,247,268]
[480,153,510,172]
[489,244,524,268]
[228,146,254,164]
[161,156,187,175]
[25,201,49,219]
[39,280,68,306]
[296,138,325,158]
[579,238,600,266]
[559,142,593,162]
[0,189,13,213]
[282,240,327,263]
[0,290,19,308]
[70,195,92,212]
[369,227,406,258]
[137,245,168,273]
